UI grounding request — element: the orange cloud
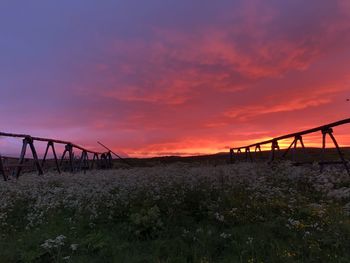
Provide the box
[225,98,331,120]
[2,0,350,158]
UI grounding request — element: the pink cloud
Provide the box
[2,0,350,157]
[225,98,332,120]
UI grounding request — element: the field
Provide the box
[1,161,350,262]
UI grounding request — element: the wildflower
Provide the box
[220,232,231,239]
[40,235,66,250]
[246,237,253,245]
[70,244,78,251]
[214,212,225,222]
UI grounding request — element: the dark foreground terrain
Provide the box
[1,159,350,262]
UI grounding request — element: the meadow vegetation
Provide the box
[0,162,350,262]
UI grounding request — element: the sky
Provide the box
[0,0,350,157]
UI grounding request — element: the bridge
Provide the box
[0,132,114,181]
[229,118,350,175]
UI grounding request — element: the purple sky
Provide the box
[1,0,350,157]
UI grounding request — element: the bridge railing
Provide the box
[229,118,350,175]
[0,132,113,181]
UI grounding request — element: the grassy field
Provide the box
[1,161,350,262]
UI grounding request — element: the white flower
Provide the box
[246,237,253,245]
[214,212,225,222]
[286,218,300,229]
[220,232,231,239]
[70,243,78,251]
[40,235,66,250]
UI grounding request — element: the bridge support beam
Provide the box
[245,147,253,162]
[79,150,89,173]
[282,135,306,161]
[0,155,7,181]
[255,144,261,153]
[269,140,280,162]
[60,144,74,172]
[91,153,99,169]
[320,128,350,175]
[237,149,242,162]
[42,141,61,174]
[16,136,43,178]
[107,151,113,168]
[229,149,233,163]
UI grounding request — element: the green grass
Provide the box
[0,162,350,262]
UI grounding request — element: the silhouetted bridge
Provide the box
[230,118,350,175]
[0,132,117,181]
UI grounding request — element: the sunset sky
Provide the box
[1,0,350,157]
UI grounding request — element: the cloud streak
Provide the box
[0,0,350,156]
